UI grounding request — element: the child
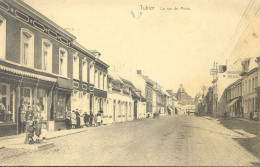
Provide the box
[93,114,98,127]
[41,123,48,143]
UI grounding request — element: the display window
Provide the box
[0,83,14,123]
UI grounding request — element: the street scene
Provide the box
[1,115,259,166]
[0,0,260,166]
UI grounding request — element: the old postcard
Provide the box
[0,0,260,166]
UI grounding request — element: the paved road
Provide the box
[0,115,259,166]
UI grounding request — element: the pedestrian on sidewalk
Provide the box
[97,111,101,126]
[89,112,93,127]
[41,122,48,143]
[93,114,98,127]
[75,109,81,128]
[71,110,77,129]
[83,112,89,127]
[65,108,71,129]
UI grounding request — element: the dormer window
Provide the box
[59,48,68,77]
[20,28,34,67]
[73,52,79,80]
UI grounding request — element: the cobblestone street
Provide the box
[0,115,259,166]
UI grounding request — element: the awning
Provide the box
[0,65,56,82]
[227,98,239,107]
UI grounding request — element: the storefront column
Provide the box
[16,83,21,135]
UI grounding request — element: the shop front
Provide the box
[0,64,57,137]
[54,77,73,131]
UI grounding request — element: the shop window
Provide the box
[56,92,65,119]
[59,48,68,77]
[73,52,79,80]
[21,87,32,106]
[42,39,52,73]
[37,88,47,120]
[0,16,6,59]
[82,58,88,82]
[0,84,12,122]
[20,28,34,68]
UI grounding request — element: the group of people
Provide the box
[20,97,47,144]
[65,109,103,129]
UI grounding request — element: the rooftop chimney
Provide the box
[137,70,142,74]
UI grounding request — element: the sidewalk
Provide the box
[0,126,90,150]
[206,115,260,160]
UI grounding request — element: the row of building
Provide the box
[197,57,259,120]
[0,0,179,137]
[197,1,260,120]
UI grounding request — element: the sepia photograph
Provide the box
[0,0,260,166]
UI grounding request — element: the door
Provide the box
[113,100,116,122]
[134,100,137,119]
[89,94,93,114]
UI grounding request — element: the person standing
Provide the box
[71,110,77,129]
[84,112,89,127]
[75,109,81,128]
[89,112,93,127]
[97,111,101,126]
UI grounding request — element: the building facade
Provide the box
[240,58,258,119]
[0,0,109,137]
[225,79,242,117]
[107,73,134,123]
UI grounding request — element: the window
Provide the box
[82,58,88,82]
[20,28,34,67]
[42,39,52,72]
[0,16,6,59]
[59,48,68,77]
[104,74,107,91]
[95,70,98,88]
[37,88,47,120]
[99,72,103,89]
[255,77,258,89]
[89,61,94,84]
[249,79,251,93]
[73,52,79,79]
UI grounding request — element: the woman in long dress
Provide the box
[71,110,77,129]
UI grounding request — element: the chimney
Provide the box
[137,70,142,74]
[90,50,101,59]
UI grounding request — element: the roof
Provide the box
[166,90,174,96]
[108,69,124,85]
[120,78,138,90]
[138,73,156,86]
[14,0,76,40]
[226,78,243,90]
[72,41,95,59]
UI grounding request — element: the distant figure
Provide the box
[97,111,102,126]
[71,110,77,129]
[93,114,98,127]
[84,112,90,127]
[89,112,94,127]
[75,109,81,128]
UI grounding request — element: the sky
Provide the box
[23,0,254,97]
